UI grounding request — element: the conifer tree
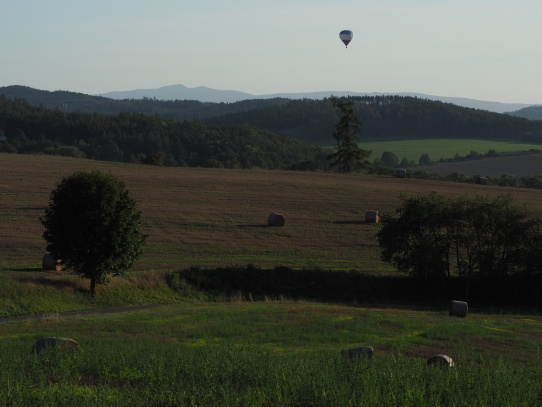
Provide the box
[327,97,371,173]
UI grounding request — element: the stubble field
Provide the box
[4,153,542,272]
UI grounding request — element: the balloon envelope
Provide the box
[339,30,353,47]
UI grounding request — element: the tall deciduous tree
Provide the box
[327,97,371,173]
[42,170,147,298]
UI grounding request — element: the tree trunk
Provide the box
[90,276,96,299]
[464,275,472,302]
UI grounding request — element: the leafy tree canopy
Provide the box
[41,170,147,298]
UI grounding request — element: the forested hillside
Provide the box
[3,86,542,145]
[0,96,327,169]
[206,96,542,144]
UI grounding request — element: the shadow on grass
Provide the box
[333,220,364,225]
[168,266,444,308]
[16,275,84,292]
[7,267,43,272]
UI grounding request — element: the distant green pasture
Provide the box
[359,138,542,163]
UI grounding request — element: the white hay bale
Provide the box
[341,346,374,361]
[427,354,454,367]
[268,212,285,227]
[365,210,379,223]
[449,300,468,317]
[396,169,407,178]
[32,337,79,355]
[42,252,62,271]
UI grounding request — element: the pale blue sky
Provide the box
[1,0,540,103]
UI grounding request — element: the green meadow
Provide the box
[361,138,542,163]
[1,153,542,405]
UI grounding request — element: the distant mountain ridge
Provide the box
[98,84,536,114]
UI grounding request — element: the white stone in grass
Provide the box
[426,354,454,367]
[32,337,79,355]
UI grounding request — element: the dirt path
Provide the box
[0,304,162,323]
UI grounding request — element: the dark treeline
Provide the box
[0,96,327,169]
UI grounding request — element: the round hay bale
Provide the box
[365,210,379,223]
[395,169,407,178]
[427,354,454,367]
[449,300,468,317]
[32,337,79,355]
[42,252,62,271]
[268,212,285,227]
[341,346,374,361]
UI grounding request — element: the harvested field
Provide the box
[3,153,542,271]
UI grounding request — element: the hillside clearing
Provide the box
[362,137,542,164]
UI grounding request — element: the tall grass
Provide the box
[1,340,540,406]
[1,299,541,405]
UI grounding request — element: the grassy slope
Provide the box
[4,302,542,363]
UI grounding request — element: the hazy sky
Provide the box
[1,0,541,103]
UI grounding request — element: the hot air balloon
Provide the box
[339,30,353,48]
